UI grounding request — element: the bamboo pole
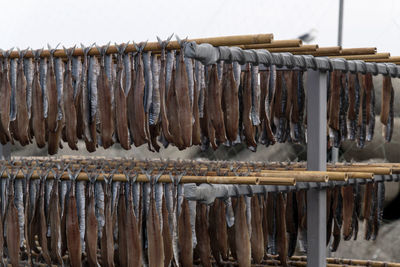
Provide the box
[238,39,302,49]
[340,47,377,55]
[268,44,318,53]
[364,56,400,63]
[329,52,390,60]
[5,33,274,59]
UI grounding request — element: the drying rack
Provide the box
[1,32,399,267]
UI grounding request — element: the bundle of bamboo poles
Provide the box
[5,157,380,184]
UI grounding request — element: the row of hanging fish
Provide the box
[0,163,385,266]
[0,39,395,154]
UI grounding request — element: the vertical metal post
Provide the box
[307,70,327,267]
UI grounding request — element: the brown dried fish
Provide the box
[381,75,394,142]
[192,62,201,146]
[342,185,354,240]
[128,44,148,147]
[38,177,52,265]
[251,195,264,264]
[277,193,288,267]
[85,180,98,267]
[117,183,128,266]
[114,44,131,150]
[261,194,269,254]
[156,37,174,144]
[195,203,212,267]
[234,195,251,267]
[126,179,142,267]
[178,198,193,267]
[222,62,240,143]
[15,50,30,145]
[242,64,257,150]
[147,179,164,267]
[209,198,228,264]
[63,47,79,150]
[66,178,82,267]
[101,182,114,267]
[176,47,193,148]
[6,179,20,267]
[97,45,114,149]
[260,69,275,146]
[31,51,46,147]
[162,194,173,267]
[167,67,184,149]
[286,191,298,257]
[49,178,63,265]
[207,63,226,144]
[0,51,13,144]
[363,183,374,240]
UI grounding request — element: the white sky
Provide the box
[2,0,400,55]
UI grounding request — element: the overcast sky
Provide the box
[2,0,400,56]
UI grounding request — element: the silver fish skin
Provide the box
[39,57,48,118]
[366,84,375,141]
[155,182,163,226]
[1,179,8,218]
[54,57,64,122]
[224,197,235,227]
[132,182,141,219]
[251,64,261,126]
[45,179,54,236]
[14,178,24,246]
[72,56,82,99]
[60,180,70,216]
[76,180,86,251]
[123,52,132,95]
[165,50,175,94]
[164,183,174,234]
[188,200,197,248]
[268,65,276,106]
[10,58,17,121]
[171,182,182,267]
[245,195,252,235]
[143,51,153,113]
[149,55,160,125]
[112,181,120,211]
[24,58,34,118]
[196,62,205,118]
[94,181,105,238]
[88,56,99,122]
[268,193,277,255]
[143,182,151,217]
[29,179,39,216]
[81,47,92,141]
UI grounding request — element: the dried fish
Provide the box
[357,74,367,148]
[286,191,298,257]
[101,177,114,267]
[222,62,240,143]
[0,50,14,143]
[342,185,354,240]
[363,183,374,240]
[85,171,99,267]
[39,54,48,121]
[191,61,201,145]
[234,195,251,267]
[156,36,174,146]
[381,75,394,142]
[251,195,264,263]
[114,43,131,150]
[5,173,20,267]
[149,55,161,151]
[364,73,375,142]
[209,198,228,264]
[242,64,257,151]
[143,50,154,151]
[128,43,148,147]
[37,170,52,265]
[176,41,193,148]
[330,187,342,252]
[49,170,63,265]
[15,49,30,145]
[267,192,277,255]
[162,194,173,267]
[296,190,307,253]
[260,68,275,146]
[277,193,288,266]
[10,58,18,140]
[195,203,211,267]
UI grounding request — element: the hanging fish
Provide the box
[330,187,342,252]
[49,174,63,265]
[10,57,18,141]
[373,182,385,240]
[267,192,277,255]
[62,47,79,150]
[357,74,367,148]
[21,166,33,265]
[286,191,298,257]
[328,71,341,147]
[125,173,142,267]
[296,190,307,253]
[209,198,228,264]
[128,43,148,147]
[101,177,115,267]
[85,174,99,267]
[251,195,264,263]
[142,49,155,151]
[113,43,131,150]
[363,183,374,240]
[274,71,289,143]
[15,49,30,145]
[381,75,394,142]
[176,38,194,148]
[195,203,212,267]
[342,185,354,240]
[234,195,251,267]
[5,175,20,267]
[149,54,161,151]
[162,194,173,267]
[147,175,165,267]
[0,49,14,144]
[191,61,201,146]
[261,194,269,255]
[347,73,358,140]
[364,73,375,142]
[47,45,64,154]
[250,64,261,128]
[96,44,114,149]
[222,62,240,143]
[242,64,257,151]
[116,181,128,266]
[260,68,275,146]
[156,36,174,146]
